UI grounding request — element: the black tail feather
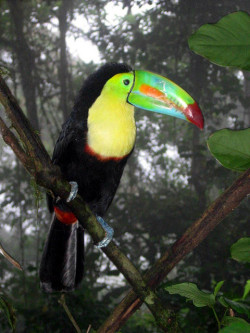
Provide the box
[39,216,84,292]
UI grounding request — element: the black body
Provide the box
[39,63,132,292]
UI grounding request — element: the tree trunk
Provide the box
[58,0,71,121]
[7,0,39,131]
[243,71,250,126]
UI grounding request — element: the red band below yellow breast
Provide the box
[84,144,127,162]
[54,206,77,225]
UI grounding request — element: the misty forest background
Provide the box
[0,0,249,332]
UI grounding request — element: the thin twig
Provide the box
[0,241,22,270]
[58,294,82,333]
[86,325,92,333]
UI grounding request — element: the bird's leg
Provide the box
[65,183,114,247]
[96,216,114,248]
[66,181,78,202]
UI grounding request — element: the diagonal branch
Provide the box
[97,167,250,332]
[0,75,176,332]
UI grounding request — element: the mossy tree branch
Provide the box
[0,75,177,332]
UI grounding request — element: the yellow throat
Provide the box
[87,75,136,158]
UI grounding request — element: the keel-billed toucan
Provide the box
[39,63,204,292]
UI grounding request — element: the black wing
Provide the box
[52,119,75,165]
[47,114,87,213]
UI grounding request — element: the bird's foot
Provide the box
[66,181,78,202]
[96,216,114,248]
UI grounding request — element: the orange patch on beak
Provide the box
[139,84,181,110]
[140,84,166,100]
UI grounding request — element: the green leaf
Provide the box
[219,296,229,308]
[218,321,250,333]
[222,316,248,327]
[0,295,16,330]
[231,238,250,263]
[243,280,250,300]
[188,11,250,71]
[221,297,250,318]
[165,283,215,307]
[214,281,225,297]
[207,129,250,172]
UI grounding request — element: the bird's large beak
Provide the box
[127,70,204,129]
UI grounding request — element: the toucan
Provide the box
[39,63,204,292]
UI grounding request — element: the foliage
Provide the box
[189,11,250,71]
[218,321,250,333]
[207,129,250,172]
[188,10,250,174]
[219,297,250,319]
[231,238,250,263]
[164,238,250,331]
[165,283,216,307]
[0,294,16,331]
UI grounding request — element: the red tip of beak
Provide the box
[184,102,204,129]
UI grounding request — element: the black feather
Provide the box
[40,216,84,292]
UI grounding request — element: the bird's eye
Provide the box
[123,79,130,86]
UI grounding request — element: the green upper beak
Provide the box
[127,70,204,129]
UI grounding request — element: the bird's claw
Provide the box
[66,181,78,202]
[96,216,114,248]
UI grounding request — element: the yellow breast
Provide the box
[87,89,136,158]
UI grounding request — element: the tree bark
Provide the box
[7,0,39,131]
[58,0,72,121]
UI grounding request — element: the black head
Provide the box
[74,63,132,113]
